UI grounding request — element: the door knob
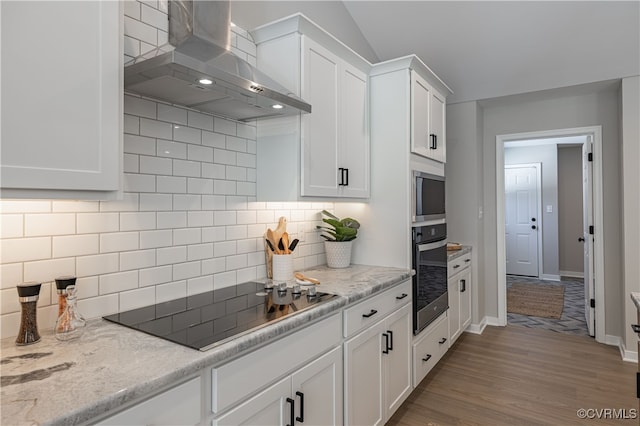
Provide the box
[578,237,585,242]
[531,225,537,230]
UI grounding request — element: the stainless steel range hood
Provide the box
[124,0,311,122]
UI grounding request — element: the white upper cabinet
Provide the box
[411,70,447,163]
[253,14,370,200]
[1,1,122,199]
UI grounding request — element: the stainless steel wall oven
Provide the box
[412,223,448,334]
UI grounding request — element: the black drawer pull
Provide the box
[422,354,432,362]
[286,397,295,426]
[460,279,466,293]
[632,324,640,334]
[453,264,460,269]
[382,332,390,354]
[295,391,304,423]
[362,309,378,318]
[438,337,447,345]
[396,293,408,300]
[465,259,471,263]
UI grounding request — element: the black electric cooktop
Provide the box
[103,281,337,351]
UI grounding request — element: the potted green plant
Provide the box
[317,210,360,268]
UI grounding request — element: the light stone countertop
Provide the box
[1,264,412,426]
[631,292,640,312]
[447,245,472,261]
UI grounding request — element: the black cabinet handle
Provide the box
[396,293,408,300]
[460,279,466,293]
[464,259,471,263]
[422,354,432,362]
[578,237,585,242]
[295,391,304,423]
[387,330,393,351]
[531,225,537,230]
[362,309,378,318]
[382,333,390,354]
[531,217,536,222]
[430,134,437,149]
[453,264,460,269]
[632,324,640,334]
[286,397,295,426]
[438,337,447,345]
[345,168,349,186]
[338,168,345,186]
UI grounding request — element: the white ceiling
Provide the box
[342,1,640,104]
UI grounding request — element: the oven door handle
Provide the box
[417,240,447,251]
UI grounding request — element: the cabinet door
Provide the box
[213,377,290,426]
[301,36,340,197]
[339,65,369,198]
[1,1,121,195]
[383,304,412,421]
[430,89,446,163]
[344,320,385,426]
[292,346,343,426]
[448,276,461,343]
[410,71,431,159]
[459,268,472,332]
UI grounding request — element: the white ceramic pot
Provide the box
[324,240,353,268]
[272,254,293,282]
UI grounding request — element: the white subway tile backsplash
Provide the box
[1,237,51,263]
[76,253,119,277]
[124,95,157,119]
[100,232,139,253]
[120,212,156,231]
[158,104,188,125]
[53,234,99,258]
[99,271,139,295]
[1,215,23,238]
[139,265,172,287]
[139,155,172,175]
[187,211,214,227]
[173,159,201,177]
[173,228,201,245]
[140,117,173,139]
[157,246,187,266]
[0,13,334,337]
[24,214,75,237]
[0,263,23,290]
[156,211,187,229]
[173,126,202,145]
[187,275,214,295]
[188,111,214,131]
[1,287,21,314]
[120,249,156,271]
[140,229,172,249]
[202,131,226,149]
[139,193,173,211]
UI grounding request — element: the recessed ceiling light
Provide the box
[198,78,213,85]
[272,104,284,109]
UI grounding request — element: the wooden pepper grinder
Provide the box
[15,282,42,346]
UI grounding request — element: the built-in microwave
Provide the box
[412,171,445,223]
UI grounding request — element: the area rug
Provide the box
[507,283,565,319]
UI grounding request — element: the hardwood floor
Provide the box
[388,325,638,425]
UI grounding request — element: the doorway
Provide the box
[496,126,604,342]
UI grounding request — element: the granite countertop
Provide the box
[1,264,412,426]
[631,293,640,311]
[447,245,472,261]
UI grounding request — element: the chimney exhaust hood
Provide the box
[124,0,311,122]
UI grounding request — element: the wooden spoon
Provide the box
[294,272,320,285]
[282,232,290,254]
[266,229,280,254]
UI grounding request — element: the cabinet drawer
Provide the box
[343,280,411,338]
[412,313,449,387]
[448,252,471,277]
[211,313,341,414]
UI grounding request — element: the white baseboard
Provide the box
[559,270,584,279]
[605,334,638,363]
[466,317,487,334]
[485,316,505,327]
[540,274,561,282]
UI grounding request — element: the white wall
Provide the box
[621,75,640,354]
[557,146,584,276]
[0,2,331,339]
[504,145,559,278]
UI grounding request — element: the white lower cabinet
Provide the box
[412,313,449,387]
[95,377,201,426]
[214,346,342,426]
[344,282,412,425]
[448,252,473,344]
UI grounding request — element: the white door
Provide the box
[383,304,412,420]
[291,346,343,426]
[505,164,541,276]
[582,141,595,336]
[344,321,384,426]
[410,71,431,158]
